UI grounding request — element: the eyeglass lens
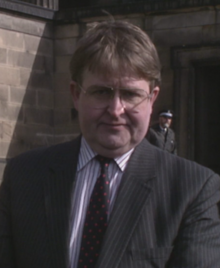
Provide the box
[84,85,151,109]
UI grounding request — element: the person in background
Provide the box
[146,109,177,154]
[0,20,220,268]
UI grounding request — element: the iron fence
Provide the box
[11,0,58,9]
[7,0,220,14]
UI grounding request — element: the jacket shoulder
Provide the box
[5,137,81,174]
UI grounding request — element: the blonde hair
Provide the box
[70,20,161,90]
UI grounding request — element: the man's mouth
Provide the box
[100,122,126,129]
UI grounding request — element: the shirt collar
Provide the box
[159,125,167,132]
[78,137,134,172]
[114,148,134,172]
[77,137,97,172]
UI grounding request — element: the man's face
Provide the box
[70,70,159,158]
[159,116,172,129]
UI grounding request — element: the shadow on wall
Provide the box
[0,19,79,181]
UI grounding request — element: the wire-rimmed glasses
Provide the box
[78,84,154,110]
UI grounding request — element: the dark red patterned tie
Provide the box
[78,155,112,268]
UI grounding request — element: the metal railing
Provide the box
[11,0,58,9]
[4,0,220,19]
[54,0,220,22]
[12,0,220,10]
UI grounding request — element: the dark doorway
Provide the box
[195,64,220,175]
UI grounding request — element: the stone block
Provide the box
[72,119,80,135]
[55,24,80,38]
[173,46,220,68]
[9,50,54,72]
[37,90,54,108]
[12,123,53,146]
[151,10,215,30]
[8,50,43,70]
[32,132,53,147]
[53,72,71,91]
[12,17,53,38]
[0,141,10,157]
[24,107,53,126]
[0,13,12,30]
[0,162,6,184]
[161,68,174,88]
[124,16,144,29]
[10,87,37,106]
[23,34,41,53]
[0,85,9,101]
[0,121,14,141]
[0,28,24,49]
[53,108,71,126]
[0,13,53,38]
[153,26,203,48]
[20,69,53,90]
[202,24,220,44]
[0,101,23,122]
[8,123,52,149]
[0,66,20,86]
[0,47,6,63]
[217,9,220,24]
[0,121,2,138]
[55,38,78,56]
[24,35,53,56]
[54,91,72,108]
[157,48,171,68]
[5,140,31,158]
[55,55,71,73]
[9,104,23,122]
[145,16,154,31]
[54,124,77,136]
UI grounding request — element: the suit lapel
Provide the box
[43,137,81,268]
[96,139,157,268]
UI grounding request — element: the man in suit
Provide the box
[146,109,177,154]
[0,20,220,268]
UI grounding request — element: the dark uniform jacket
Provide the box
[0,137,220,268]
[146,123,177,154]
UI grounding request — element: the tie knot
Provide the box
[95,155,112,167]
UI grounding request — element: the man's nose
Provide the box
[107,91,125,115]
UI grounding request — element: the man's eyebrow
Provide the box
[87,84,146,91]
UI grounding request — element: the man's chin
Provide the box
[100,139,126,150]
[98,137,131,153]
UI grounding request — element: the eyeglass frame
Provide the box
[76,83,155,110]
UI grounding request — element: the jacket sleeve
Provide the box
[0,162,16,268]
[166,172,220,267]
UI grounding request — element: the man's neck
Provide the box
[159,125,167,132]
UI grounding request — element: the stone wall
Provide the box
[0,11,54,180]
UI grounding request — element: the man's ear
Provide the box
[70,81,80,111]
[150,86,160,104]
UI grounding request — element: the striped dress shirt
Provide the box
[69,137,134,268]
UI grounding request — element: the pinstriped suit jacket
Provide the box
[0,136,220,268]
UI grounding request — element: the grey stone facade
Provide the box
[0,3,220,180]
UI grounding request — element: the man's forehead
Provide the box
[82,69,149,87]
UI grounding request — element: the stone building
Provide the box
[0,0,220,180]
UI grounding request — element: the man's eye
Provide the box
[121,90,139,98]
[88,86,112,97]
[95,89,110,95]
